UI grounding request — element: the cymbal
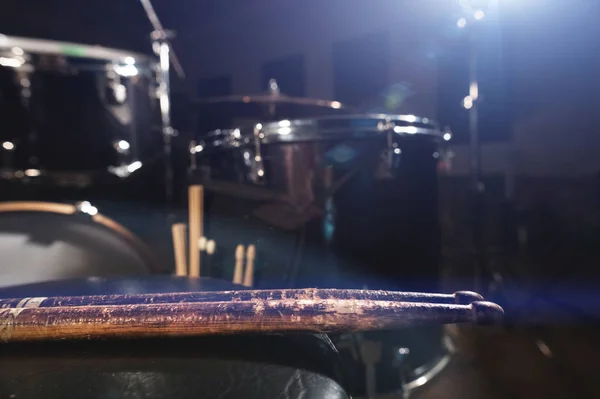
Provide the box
[194,93,347,110]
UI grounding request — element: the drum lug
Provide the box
[376,130,400,179]
[250,124,265,184]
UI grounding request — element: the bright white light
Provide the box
[463,96,474,110]
[78,201,98,216]
[404,115,417,123]
[159,43,170,71]
[469,82,479,100]
[2,141,14,151]
[190,144,204,154]
[443,133,452,141]
[457,17,467,28]
[394,148,401,154]
[278,120,291,127]
[278,127,291,135]
[117,140,130,151]
[113,64,138,77]
[232,128,241,138]
[11,47,24,56]
[24,169,40,177]
[474,9,485,20]
[127,161,142,173]
[113,84,127,103]
[0,57,24,68]
[330,101,342,109]
[124,56,135,65]
[394,126,419,134]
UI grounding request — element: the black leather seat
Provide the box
[0,277,349,399]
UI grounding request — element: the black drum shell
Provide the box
[193,134,442,293]
[0,43,162,176]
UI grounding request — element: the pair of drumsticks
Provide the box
[233,244,256,287]
[171,185,257,287]
[171,185,215,277]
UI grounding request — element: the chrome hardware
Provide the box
[107,161,142,178]
[250,124,265,183]
[75,201,98,216]
[268,78,280,95]
[359,339,383,399]
[393,347,411,399]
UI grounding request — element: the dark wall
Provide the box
[198,76,232,98]
[261,54,306,97]
[332,31,390,107]
[436,13,511,144]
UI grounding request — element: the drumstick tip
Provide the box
[235,245,245,259]
[470,301,504,325]
[453,291,484,305]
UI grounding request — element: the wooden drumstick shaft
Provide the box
[0,290,486,308]
[243,245,256,287]
[188,185,203,277]
[0,299,503,342]
[171,223,187,276]
[233,245,245,285]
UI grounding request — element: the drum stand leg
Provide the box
[152,35,176,211]
[394,347,411,399]
[140,0,185,212]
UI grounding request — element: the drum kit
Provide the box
[0,6,499,398]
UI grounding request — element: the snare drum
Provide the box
[0,34,162,182]
[0,201,159,288]
[190,114,452,396]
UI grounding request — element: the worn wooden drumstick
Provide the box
[171,223,187,276]
[188,185,203,277]
[243,245,256,287]
[0,291,503,342]
[233,245,245,285]
[0,290,486,308]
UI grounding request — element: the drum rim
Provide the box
[0,201,162,273]
[0,33,155,65]
[197,113,446,150]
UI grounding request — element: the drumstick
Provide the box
[0,292,503,342]
[233,245,245,285]
[243,245,256,287]
[0,289,486,308]
[171,223,187,276]
[188,185,203,277]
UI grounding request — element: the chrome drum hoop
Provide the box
[194,114,448,153]
[0,34,155,70]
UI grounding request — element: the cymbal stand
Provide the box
[138,0,185,210]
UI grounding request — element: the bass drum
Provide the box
[0,276,349,399]
[0,201,159,288]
